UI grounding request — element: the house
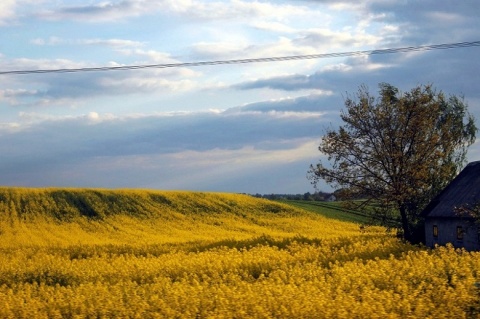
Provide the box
[422,161,480,251]
[325,194,336,202]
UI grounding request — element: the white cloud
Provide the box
[37,0,156,22]
[5,57,87,71]
[163,0,309,20]
[295,28,382,49]
[98,75,198,93]
[87,111,100,122]
[31,37,145,48]
[327,1,365,12]
[187,23,384,76]
[162,138,318,169]
[252,21,296,34]
[0,0,17,25]
[0,52,203,106]
[30,36,62,46]
[0,88,38,102]
[190,41,250,59]
[119,49,179,63]
[35,0,310,22]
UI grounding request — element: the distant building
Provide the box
[326,194,336,202]
[422,161,480,251]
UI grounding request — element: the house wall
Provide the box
[425,218,479,251]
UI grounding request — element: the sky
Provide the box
[0,0,479,194]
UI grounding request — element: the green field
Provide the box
[0,188,479,318]
[280,200,372,224]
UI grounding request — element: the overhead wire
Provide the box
[0,40,479,75]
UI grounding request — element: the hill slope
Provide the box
[0,188,369,247]
[2,188,479,318]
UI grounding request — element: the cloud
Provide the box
[1,1,394,109]
[31,37,145,48]
[138,139,320,192]
[233,45,480,101]
[120,49,192,66]
[1,57,88,72]
[0,139,321,193]
[30,36,62,46]
[166,0,309,20]
[302,0,478,49]
[0,100,330,191]
[0,0,18,25]
[35,0,310,22]
[364,0,479,44]
[37,0,154,22]
[225,94,336,116]
[0,52,202,106]
[0,101,327,156]
[293,28,381,49]
[187,22,384,69]
[234,74,313,91]
[252,21,296,34]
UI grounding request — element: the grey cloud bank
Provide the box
[0,104,327,192]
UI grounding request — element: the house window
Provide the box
[457,226,464,240]
[433,225,438,238]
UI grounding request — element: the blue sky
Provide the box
[0,0,479,194]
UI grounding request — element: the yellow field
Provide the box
[0,188,479,318]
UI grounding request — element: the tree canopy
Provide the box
[309,83,477,243]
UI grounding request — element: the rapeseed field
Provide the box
[0,188,479,318]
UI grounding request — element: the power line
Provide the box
[1,40,479,75]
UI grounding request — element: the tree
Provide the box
[303,192,312,201]
[308,83,477,243]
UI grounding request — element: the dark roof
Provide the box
[423,161,480,218]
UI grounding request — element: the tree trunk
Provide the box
[399,203,412,242]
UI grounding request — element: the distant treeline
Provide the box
[250,191,334,201]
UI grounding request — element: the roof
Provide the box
[423,161,480,218]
